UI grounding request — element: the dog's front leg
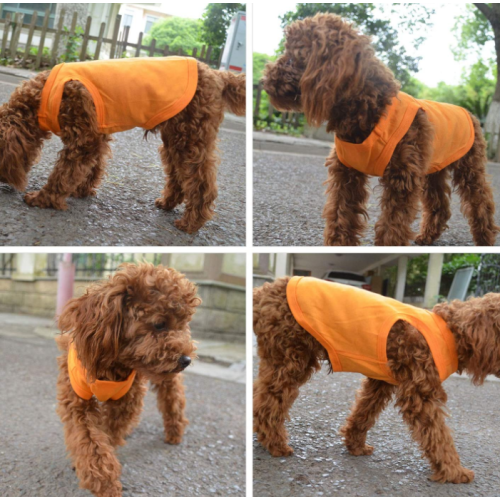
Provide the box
[57,369,123,496]
[323,150,369,246]
[152,373,188,444]
[102,377,148,447]
[374,156,425,246]
[339,377,394,456]
[394,379,474,483]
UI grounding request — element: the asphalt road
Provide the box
[0,76,245,246]
[253,360,500,497]
[0,333,245,497]
[253,150,500,246]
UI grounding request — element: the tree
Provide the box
[453,3,500,156]
[278,3,435,90]
[144,17,203,53]
[253,52,275,85]
[200,3,246,58]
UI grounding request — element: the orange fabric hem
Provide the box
[286,277,343,372]
[68,343,136,402]
[38,58,198,135]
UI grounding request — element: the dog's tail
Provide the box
[219,71,246,116]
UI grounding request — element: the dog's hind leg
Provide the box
[154,142,185,211]
[174,124,219,234]
[339,377,394,456]
[388,321,474,484]
[101,377,148,448]
[24,81,104,210]
[253,278,325,457]
[451,115,498,245]
[152,373,189,444]
[56,361,122,496]
[323,150,369,246]
[415,168,452,245]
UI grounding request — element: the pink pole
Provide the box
[56,253,75,319]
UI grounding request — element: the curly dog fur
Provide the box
[253,277,500,483]
[56,263,201,496]
[0,62,245,233]
[262,13,498,246]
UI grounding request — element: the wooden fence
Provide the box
[0,8,221,70]
[254,82,303,131]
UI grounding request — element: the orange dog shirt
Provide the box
[68,343,136,401]
[334,92,475,176]
[286,277,458,384]
[38,56,198,135]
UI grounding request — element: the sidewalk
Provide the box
[254,130,332,157]
[0,312,245,384]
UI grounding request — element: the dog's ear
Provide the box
[296,15,381,127]
[0,119,31,191]
[58,282,128,381]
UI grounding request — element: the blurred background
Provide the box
[254,252,500,308]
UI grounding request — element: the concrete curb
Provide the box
[254,130,331,157]
[221,113,246,133]
[186,360,245,384]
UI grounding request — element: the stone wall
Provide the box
[0,278,245,342]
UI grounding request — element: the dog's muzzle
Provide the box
[178,355,191,369]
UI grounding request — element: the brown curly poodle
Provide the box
[56,263,200,497]
[253,277,500,484]
[0,61,245,234]
[262,13,498,246]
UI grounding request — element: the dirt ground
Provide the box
[253,150,500,246]
[0,333,245,497]
[0,77,246,247]
[253,360,500,497]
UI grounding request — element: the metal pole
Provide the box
[56,253,75,318]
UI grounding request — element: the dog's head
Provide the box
[263,13,398,127]
[59,263,200,384]
[434,293,500,384]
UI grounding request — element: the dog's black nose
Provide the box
[178,355,191,368]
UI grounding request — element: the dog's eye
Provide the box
[153,321,167,331]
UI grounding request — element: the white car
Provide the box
[321,271,371,291]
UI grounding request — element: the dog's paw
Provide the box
[431,467,475,484]
[174,218,201,234]
[24,191,68,210]
[268,443,294,457]
[155,197,177,211]
[165,434,183,445]
[415,234,435,246]
[348,444,374,456]
[96,484,122,497]
[72,187,97,198]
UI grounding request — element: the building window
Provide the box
[144,15,159,34]
[122,12,133,27]
[1,3,56,28]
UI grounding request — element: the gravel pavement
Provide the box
[253,360,500,497]
[253,150,500,246]
[0,80,245,247]
[0,333,245,497]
